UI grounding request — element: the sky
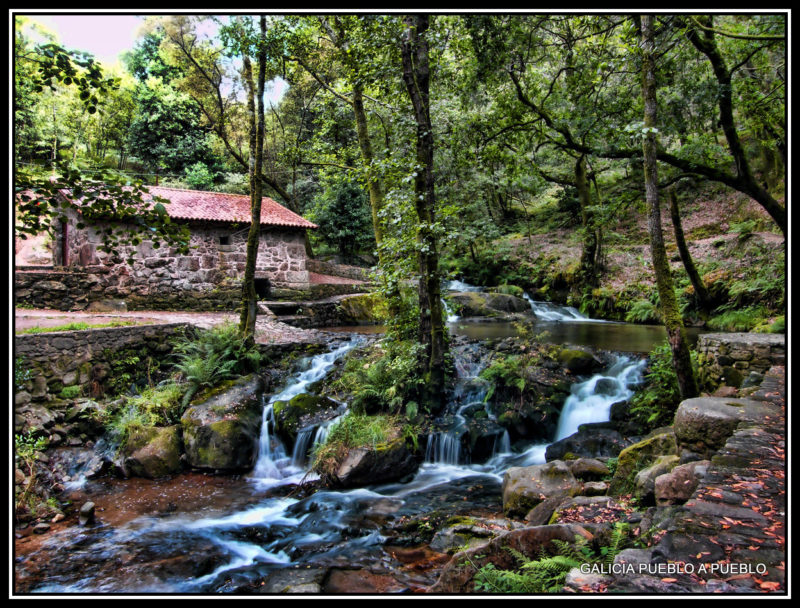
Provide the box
[16,13,288,102]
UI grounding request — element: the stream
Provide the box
[17,299,661,594]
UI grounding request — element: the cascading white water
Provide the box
[441,298,460,323]
[523,292,594,322]
[554,356,646,441]
[446,280,482,292]
[251,338,362,483]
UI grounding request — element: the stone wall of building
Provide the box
[55,214,311,292]
[696,332,785,389]
[14,323,192,405]
[306,259,372,281]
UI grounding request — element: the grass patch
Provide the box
[17,320,138,334]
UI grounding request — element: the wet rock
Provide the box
[633,455,680,505]
[558,348,602,374]
[502,460,580,517]
[33,523,51,534]
[273,393,341,444]
[121,425,183,479]
[613,548,653,570]
[79,501,95,526]
[546,425,630,461]
[673,397,781,454]
[319,438,419,489]
[654,460,710,506]
[524,495,564,526]
[429,520,496,554]
[608,428,678,495]
[324,568,406,594]
[181,374,264,472]
[564,567,612,591]
[581,481,608,496]
[549,495,627,524]
[259,567,328,593]
[429,524,593,593]
[568,458,610,480]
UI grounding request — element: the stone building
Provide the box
[53,186,317,303]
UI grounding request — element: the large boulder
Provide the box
[181,374,264,472]
[502,460,581,517]
[546,424,630,461]
[673,397,781,454]
[120,425,183,479]
[449,292,530,318]
[608,428,678,495]
[557,348,603,374]
[654,460,710,506]
[318,437,419,489]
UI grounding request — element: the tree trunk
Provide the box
[575,154,598,287]
[640,15,699,401]
[239,18,267,344]
[352,84,385,247]
[668,189,711,309]
[401,14,447,411]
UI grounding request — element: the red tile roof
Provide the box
[146,186,317,229]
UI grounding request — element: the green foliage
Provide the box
[331,341,426,416]
[105,403,158,447]
[629,341,697,431]
[126,383,185,426]
[59,385,82,400]
[15,358,32,390]
[473,527,629,593]
[173,322,262,406]
[311,412,401,474]
[707,305,769,332]
[17,320,137,334]
[15,430,48,464]
[183,161,217,191]
[309,179,375,260]
[625,298,661,324]
[479,355,525,403]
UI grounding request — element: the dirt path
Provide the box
[14,308,325,345]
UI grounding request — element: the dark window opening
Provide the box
[219,235,230,246]
[254,278,270,299]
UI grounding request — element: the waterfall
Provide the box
[446,280,482,292]
[442,298,460,323]
[554,356,646,441]
[291,428,315,467]
[523,293,593,322]
[251,338,362,483]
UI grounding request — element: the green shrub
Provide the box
[59,385,82,400]
[707,305,768,332]
[629,341,697,432]
[173,322,262,406]
[625,298,661,324]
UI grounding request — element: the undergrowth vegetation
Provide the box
[472,524,630,593]
[105,322,261,446]
[629,341,698,432]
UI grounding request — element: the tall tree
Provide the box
[237,17,267,343]
[400,14,447,408]
[640,15,698,401]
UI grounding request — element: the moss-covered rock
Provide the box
[558,348,602,374]
[608,428,678,495]
[487,284,525,298]
[336,293,385,324]
[317,437,419,489]
[121,425,183,479]
[633,455,680,505]
[273,393,340,445]
[450,292,530,318]
[181,374,264,472]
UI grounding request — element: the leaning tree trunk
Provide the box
[239,18,267,344]
[401,14,447,411]
[640,15,699,401]
[668,189,711,310]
